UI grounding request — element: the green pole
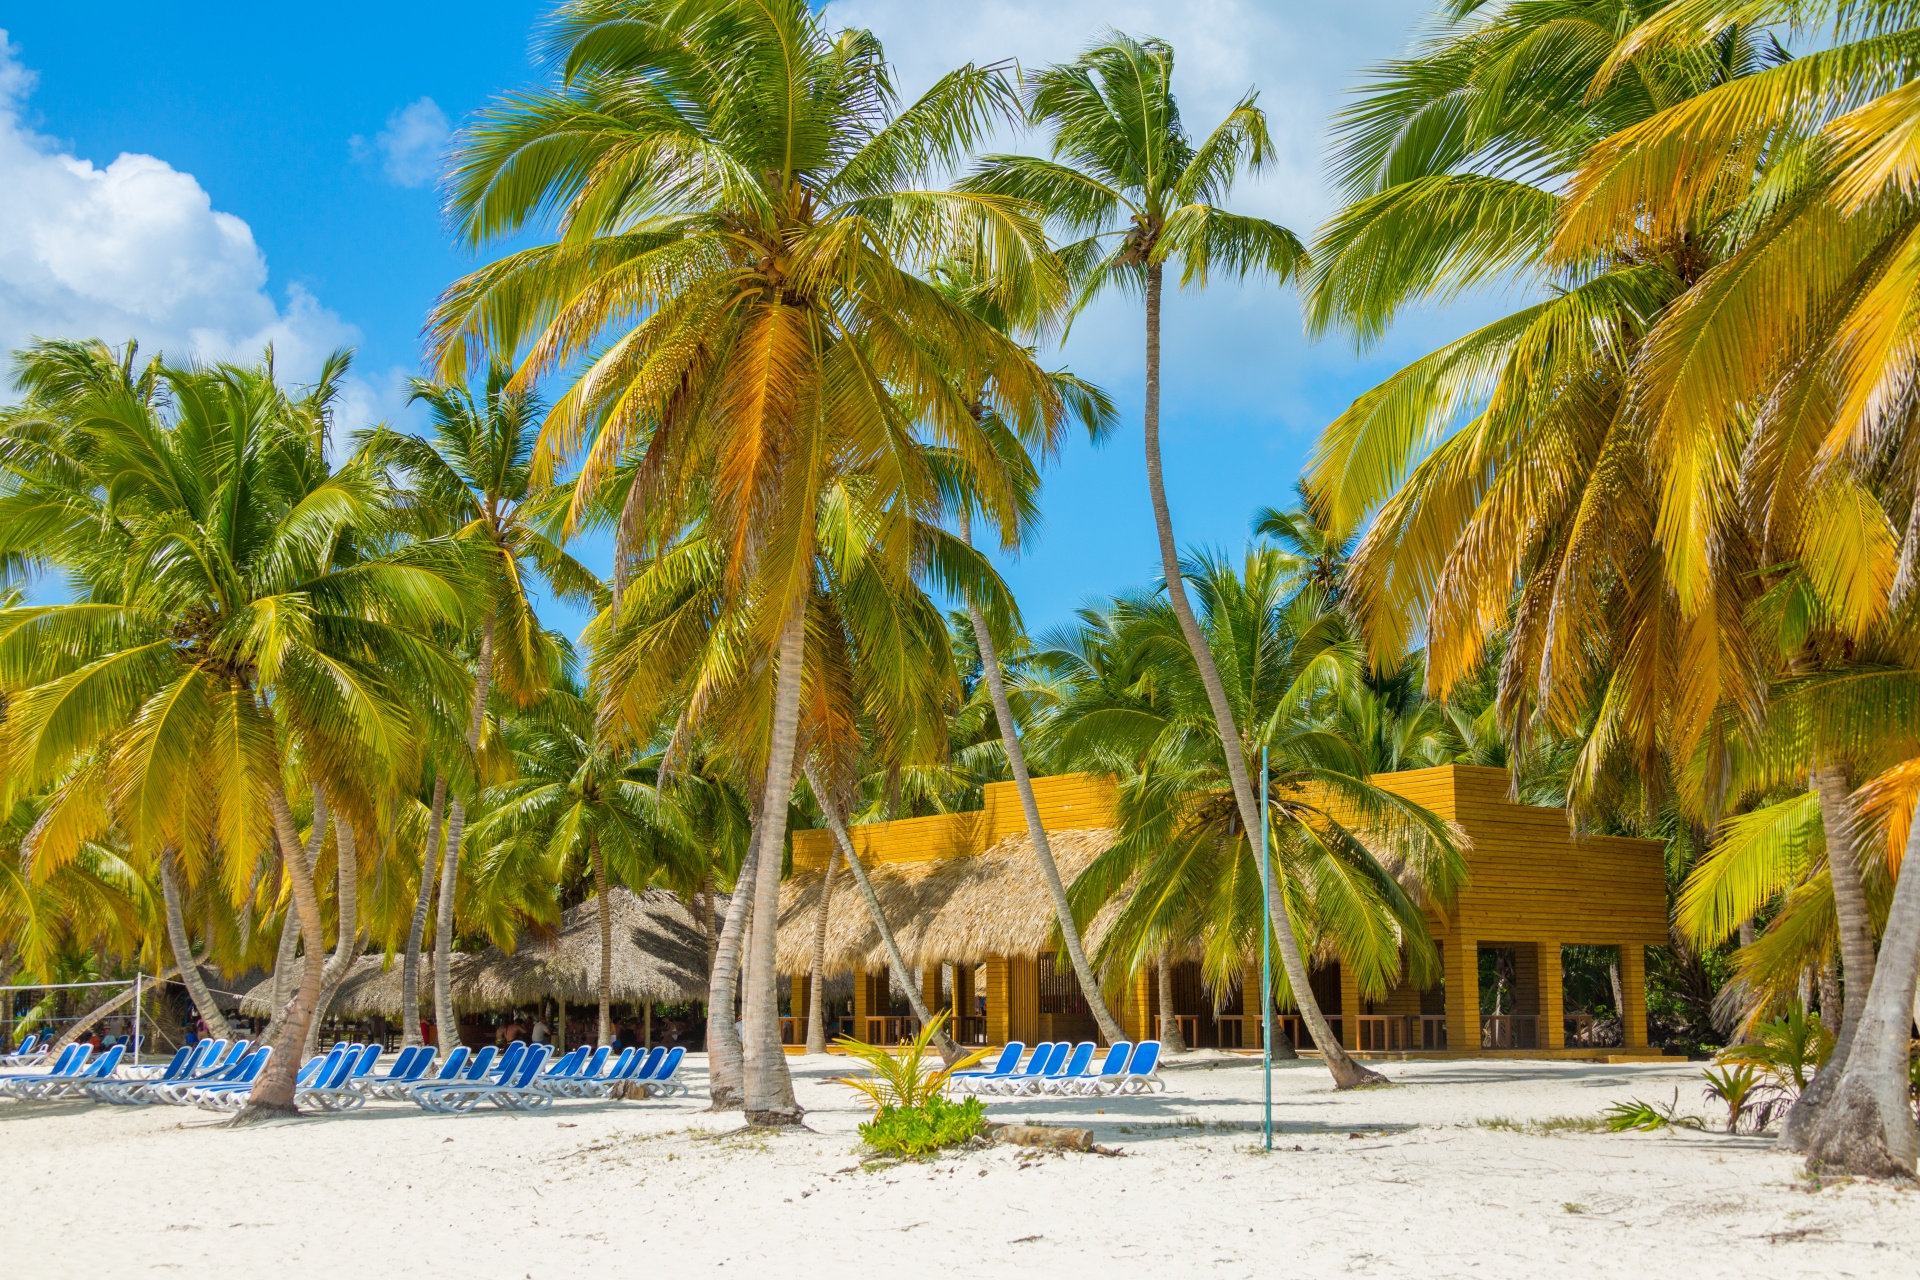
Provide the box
[1260,743,1273,1151]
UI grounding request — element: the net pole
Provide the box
[1260,743,1273,1153]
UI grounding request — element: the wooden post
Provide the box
[1620,944,1648,1048]
[556,996,566,1053]
[790,972,807,1043]
[1446,935,1479,1055]
[1540,943,1565,1050]
[984,957,1010,1046]
[850,964,870,1043]
[1242,960,1264,1050]
[1124,969,1152,1045]
[1337,962,1360,1051]
[921,963,943,1026]
[642,1002,651,1049]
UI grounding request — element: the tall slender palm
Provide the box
[966,35,1370,1079]
[0,350,466,1117]
[437,0,1066,1125]
[358,371,596,1050]
[1034,552,1463,1045]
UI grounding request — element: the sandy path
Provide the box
[7,1054,1916,1277]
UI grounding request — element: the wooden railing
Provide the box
[1480,1014,1539,1049]
[1563,1013,1621,1047]
[779,1016,801,1045]
[1153,1014,1201,1046]
[1411,1015,1447,1050]
[950,1016,988,1045]
[864,1016,917,1046]
[1353,1015,1398,1052]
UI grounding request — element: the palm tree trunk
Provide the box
[706,838,758,1110]
[305,808,363,1058]
[158,846,233,1043]
[805,847,839,1055]
[436,608,497,1054]
[959,513,1126,1047]
[1140,261,1382,1088]
[805,764,965,1065]
[1785,762,1877,1149]
[593,834,611,1049]
[262,787,329,1047]
[236,783,330,1120]
[1158,959,1187,1052]
[1804,794,1920,1177]
[53,959,189,1052]
[743,596,806,1127]
[401,774,447,1048]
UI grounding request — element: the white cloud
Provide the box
[350,97,450,189]
[0,30,363,382]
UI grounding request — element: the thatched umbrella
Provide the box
[238,954,483,1020]
[774,827,1125,976]
[463,887,712,1009]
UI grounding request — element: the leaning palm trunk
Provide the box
[236,783,331,1120]
[742,598,806,1127]
[706,838,759,1109]
[960,515,1126,1047]
[400,774,447,1048]
[593,834,612,1049]
[1784,762,1878,1149]
[1804,795,1920,1177]
[805,847,839,1055]
[158,846,233,1043]
[1141,263,1382,1088]
[805,764,965,1066]
[435,610,497,1053]
[305,809,364,1058]
[1157,959,1187,1053]
[52,958,190,1052]
[262,789,330,1048]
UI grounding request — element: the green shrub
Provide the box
[859,1095,987,1157]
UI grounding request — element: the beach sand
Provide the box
[8,1053,1916,1277]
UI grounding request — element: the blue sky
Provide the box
[0,0,1498,639]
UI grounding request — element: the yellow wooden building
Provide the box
[775,765,1670,1057]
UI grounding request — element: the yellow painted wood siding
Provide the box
[790,774,1117,870]
[1371,765,1669,949]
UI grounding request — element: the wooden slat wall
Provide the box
[790,773,1117,870]
[1371,765,1669,949]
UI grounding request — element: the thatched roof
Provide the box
[463,887,712,1009]
[775,827,1120,976]
[237,888,715,1017]
[238,953,484,1019]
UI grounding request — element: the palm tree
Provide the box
[966,35,1371,1080]
[1533,2,1920,1173]
[357,370,597,1051]
[0,349,467,1118]
[470,683,693,1047]
[436,0,1066,1126]
[1034,551,1464,1060]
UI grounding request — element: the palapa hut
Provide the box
[778,768,1671,1058]
[240,888,713,1045]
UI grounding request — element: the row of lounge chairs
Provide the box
[0,1035,687,1114]
[950,1040,1163,1096]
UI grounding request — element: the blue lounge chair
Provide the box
[182,1047,276,1109]
[376,1045,468,1101]
[1034,1042,1098,1096]
[1064,1041,1132,1096]
[23,1045,124,1100]
[642,1046,687,1098]
[302,1044,384,1112]
[528,1046,592,1097]
[1108,1040,1163,1094]
[414,1043,552,1114]
[983,1042,1061,1097]
[354,1045,422,1095]
[0,1032,43,1065]
[950,1042,1023,1094]
[0,1043,90,1096]
[555,1047,632,1099]
[88,1045,195,1105]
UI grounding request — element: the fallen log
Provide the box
[988,1123,1097,1153]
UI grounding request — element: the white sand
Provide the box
[8,1053,1917,1277]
